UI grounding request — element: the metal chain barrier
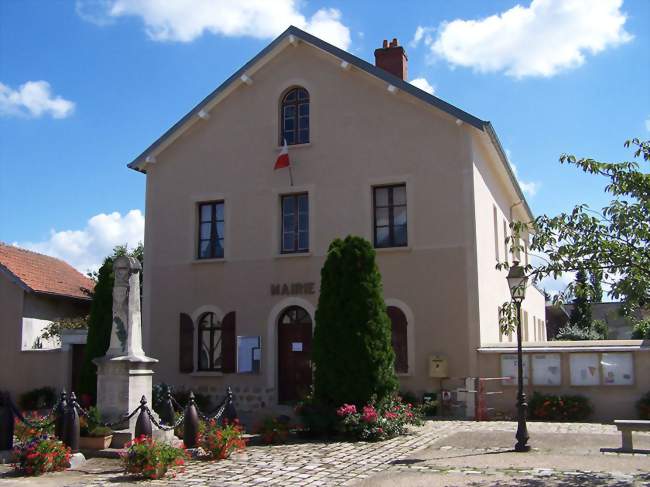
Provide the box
[72,399,143,429]
[197,401,227,423]
[145,407,185,431]
[8,397,59,430]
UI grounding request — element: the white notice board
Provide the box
[569,353,600,386]
[501,354,530,386]
[601,352,634,385]
[532,353,561,386]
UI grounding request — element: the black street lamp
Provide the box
[507,261,530,453]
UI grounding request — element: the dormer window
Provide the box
[281,87,309,145]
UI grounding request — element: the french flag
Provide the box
[274,139,290,170]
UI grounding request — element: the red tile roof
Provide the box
[0,243,94,300]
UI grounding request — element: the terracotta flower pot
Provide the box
[79,435,113,450]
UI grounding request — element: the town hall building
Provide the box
[128,26,547,413]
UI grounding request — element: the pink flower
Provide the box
[336,404,357,417]
[384,412,398,420]
[361,405,378,423]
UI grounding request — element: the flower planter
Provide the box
[79,435,113,450]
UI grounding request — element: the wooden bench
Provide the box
[614,419,650,452]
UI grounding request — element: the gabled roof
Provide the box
[0,243,94,300]
[127,25,532,220]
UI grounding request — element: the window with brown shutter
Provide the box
[179,313,194,373]
[221,311,236,373]
[387,306,408,373]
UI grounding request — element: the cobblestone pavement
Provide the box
[0,420,648,486]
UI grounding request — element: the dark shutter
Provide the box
[387,307,408,373]
[179,313,194,373]
[221,311,236,373]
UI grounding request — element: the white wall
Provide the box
[21,317,59,350]
[471,135,546,345]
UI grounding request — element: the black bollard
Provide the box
[183,392,199,448]
[54,390,66,440]
[159,385,175,426]
[0,392,14,451]
[62,392,80,453]
[222,386,238,426]
[134,396,153,439]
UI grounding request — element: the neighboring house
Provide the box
[128,27,546,412]
[0,243,94,399]
[546,302,644,339]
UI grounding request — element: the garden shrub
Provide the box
[631,320,650,339]
[199,419,246,459]
[18,387,57,411]
[336,396,422,441]
[528,392,593,421]
[313,236,397,410]
[121,435,187,480]
[13,436,70,476]
[255,416,291,444]
[14,415,55,443]
[637,391,650,420]
[79,406,112,437]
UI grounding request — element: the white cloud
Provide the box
[77,0,351,49]
[0,81,75,119]
[430,0,632,78]
[506,149,541,197]
[409,77,435,95]
[410,25,435,48]
[18,210,145,273]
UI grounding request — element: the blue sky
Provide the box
[1,0,648,273]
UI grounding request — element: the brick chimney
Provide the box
[374,38,408,80]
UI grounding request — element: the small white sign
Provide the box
[292,342,303,352]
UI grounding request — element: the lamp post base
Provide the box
[514,442,531,452]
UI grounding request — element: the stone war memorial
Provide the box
[93,255,158,440]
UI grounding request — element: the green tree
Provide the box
[569,269,592,329]
[499,138,649,335]
[312,236,398,407]
[78,244,143,399]
[589,268,604,302]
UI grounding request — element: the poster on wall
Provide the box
[569,353,600,386]
[601,353,634,385]
[532,353,562,386]
[501,354,530,386]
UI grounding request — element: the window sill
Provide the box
[274,252,312,259]
[191,258,226,265]
[375,246,412,254]
[277,142,311,150]
[190,371,223,377]
[21,348,61,353]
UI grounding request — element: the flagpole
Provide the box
[288,165,294,186]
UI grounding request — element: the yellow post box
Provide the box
[428,355,448,378]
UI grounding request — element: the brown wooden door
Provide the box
[278,306,312,403]
[71,344,86,394]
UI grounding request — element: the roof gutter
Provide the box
[482,122,534,221]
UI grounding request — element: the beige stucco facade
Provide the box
[136,33,547,414]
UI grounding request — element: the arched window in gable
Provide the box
[281,87,309,145]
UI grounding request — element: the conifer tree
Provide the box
[312,236,397,407]
[569,269,592,330]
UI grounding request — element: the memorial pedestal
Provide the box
[95,354,158,434]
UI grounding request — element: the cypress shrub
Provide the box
[78,255,115,400]
[312,236,397,408]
